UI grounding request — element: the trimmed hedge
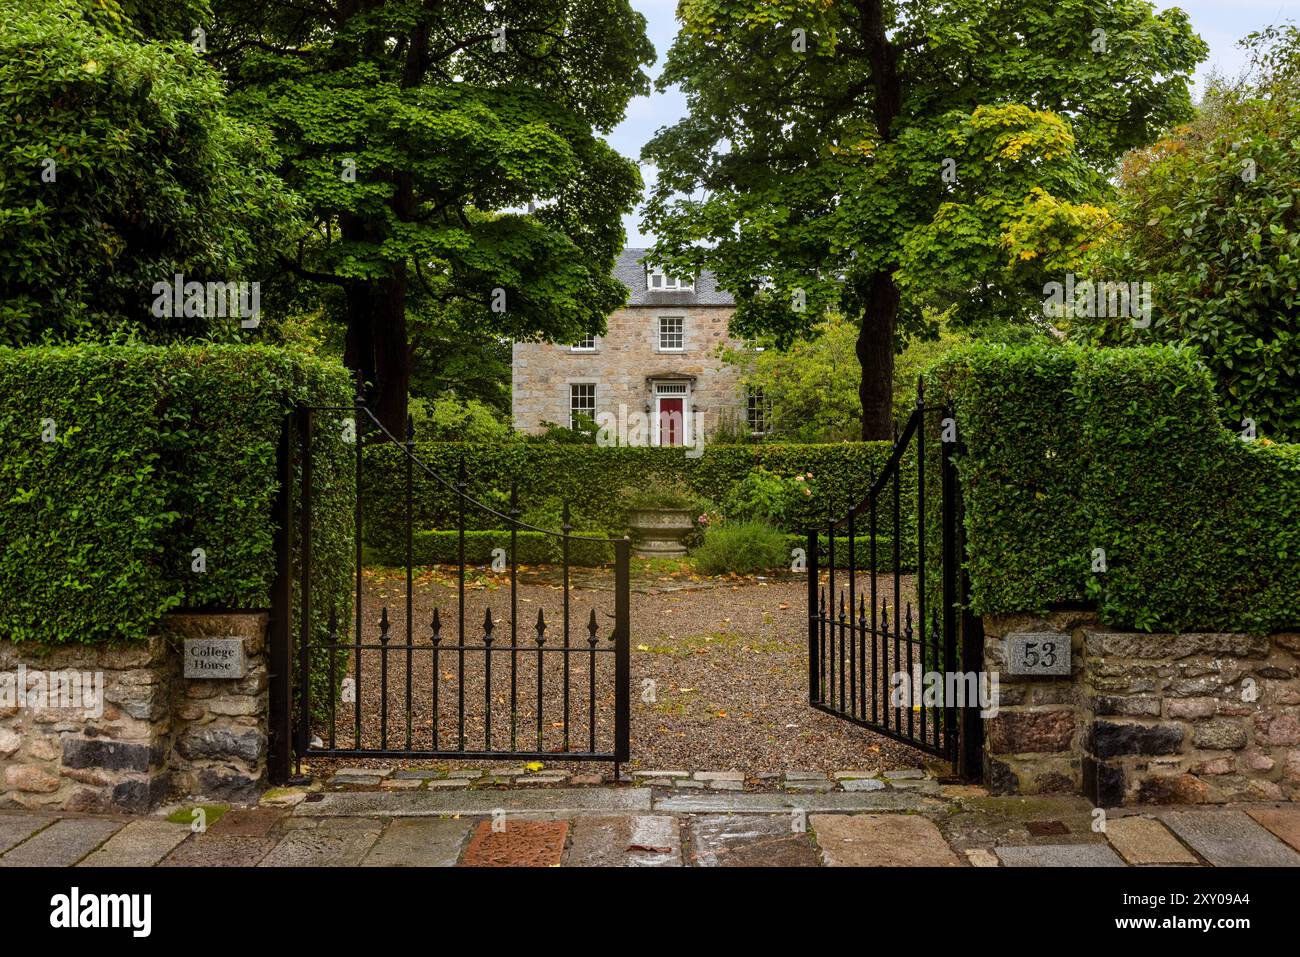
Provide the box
[362,441,912,543]
[370,531,913,572]
[368,529,615,568]
[927,344,1300,633]
[0,345,354,645]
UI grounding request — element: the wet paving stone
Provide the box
[159,835,279,867]
[1104,816,1199,866]
[77,820,191,867]
[1246,807,1300,854]
[811,814,960,867]
[209,806,286,838]
[0,817,124,867]
[689,814,821,867]
[460,820,569,867]
[1159,810,1300,867]
[0,813,56,855]
[995,843,1125,867]
[362,818,473,867]
[564,815,682,867]
[257,819,383,867]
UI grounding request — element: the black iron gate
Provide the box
[269,394,631,783]
[807,383,983,778]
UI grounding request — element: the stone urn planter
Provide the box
[627,507,695,558]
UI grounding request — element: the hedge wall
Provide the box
[361,441,911,543]
[927,344,1300,633]
[368,530,913,572]
[0,345,354,645]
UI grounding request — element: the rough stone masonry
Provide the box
[0,613,268,813]
[983,612,1300,805]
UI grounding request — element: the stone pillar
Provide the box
[165,613,269,803]
[981,612,1094,795]
[0,612,270,813]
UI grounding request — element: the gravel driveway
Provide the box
[309,564,936,776]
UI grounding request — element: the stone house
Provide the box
[511,248,764,446]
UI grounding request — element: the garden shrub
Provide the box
[693,521,789,576]
[926,343,1300,632]
[0,345,354,646]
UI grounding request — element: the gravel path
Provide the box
[307,564,936,776]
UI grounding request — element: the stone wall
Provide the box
[982,613,1300,805]
[512,304,745,439]
[0,613,269,812]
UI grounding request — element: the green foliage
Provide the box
[0,344,353,644]
[210,0,656,429]
[409,394,513,444]
[721,467,815,526]
[642,0,1205,434]
[926,343,1300,632]
[368,529,613,569]
[621,478,700,511]
[725,311,1059,435]
[693,522,788,576]
[363,441,909,544]
[0,0,297,343]
[1069,25,1300,441]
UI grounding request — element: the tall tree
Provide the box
[0,0,296,343]
[642,0,1205,438]
[209,0,654,434]
[1071,25,1300,442]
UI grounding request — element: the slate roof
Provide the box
[614,247,735,307]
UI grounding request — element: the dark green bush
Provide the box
[693,522,789,575]
[368,529,614,568]
[926,343,1300,632]
[0,345,354,646]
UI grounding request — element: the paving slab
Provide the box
[0,813,57,855]
[1104,816,1198,866]
[77,820,191,867]
[564,815,682,867]
[1246,807,1300,854]
[0,817,124,867]
[209,806,286,838]
[690,814,821,867]
[654,790,933,814]
[995,843,1126,867]
[460,820,568,867]
[841,778,886,792]
[298,787,652,818]
[257,819,383,867]
[361,818,473,867]
[1160,810,1300,867]
[159,835,278,867]
[811,814,960,867]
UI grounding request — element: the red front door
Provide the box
[658,397,684,446]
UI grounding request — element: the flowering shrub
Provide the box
[721,467,816,529]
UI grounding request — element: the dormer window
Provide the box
[646,267,694,292]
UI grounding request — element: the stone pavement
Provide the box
[1,769,1299,866]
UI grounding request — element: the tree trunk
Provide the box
[856,270,898,440]
[344,266,411,439]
